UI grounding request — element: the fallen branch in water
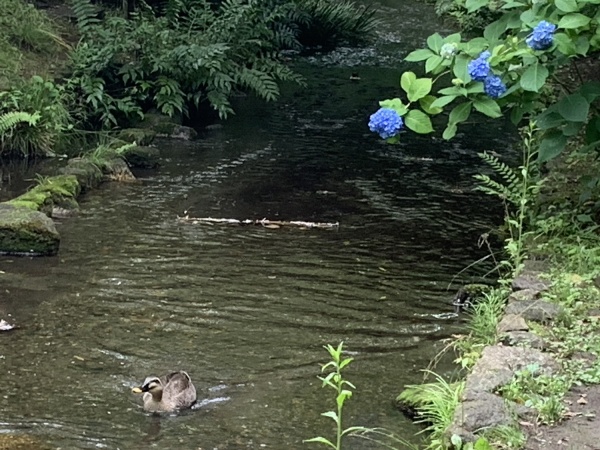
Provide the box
[177,215,339,230]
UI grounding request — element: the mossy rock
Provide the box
[117,128,157,146]
[58,159,103,192]
[0,203,60,256]
[121,145,160,169]
[6,175,80,214]
[137,111,182,129]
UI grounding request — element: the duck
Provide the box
[132,371,197,413]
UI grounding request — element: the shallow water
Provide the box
[0,2,514,449]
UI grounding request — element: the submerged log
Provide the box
[177,215,339,230]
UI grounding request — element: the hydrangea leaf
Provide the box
[425,55,444,73]
[555,0,579,12]
[558,13,591,29]
[439,85,468,96]
[442,122,458,140]
[449,101,472,124]
[426,33,443,53]
[557,93,589,122]
[554,32,578,55]
[520,62,549,92]
[453,54,472,82]
[407,78,433,102]
[405,48,436,62]
[431,95,457,108]
[536,111,566,129]
[400,72,417,95]
[538,129,567,162]
[405,110,434,134]
[379,98,409,116]
[580,81,600,102]
[443,33,461,44]
[519,9,538,27]
[575,36,590,55]
[466,0,488,12]
[563,121,583,136]
[484,17,509,41]
[585,115,600,144]
[473,97,503,118]
[419,95,443,115]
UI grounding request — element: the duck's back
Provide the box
[163,371,197,409]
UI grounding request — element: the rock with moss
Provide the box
[7,175,80,214]
[117,128,157,146]
[121,145,160,168]
[137,112,197,140]
[58,158,104,192]
[0,203,60,256]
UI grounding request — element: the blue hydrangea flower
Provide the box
[440,43,458,59]
[526,21,557,50]
[468,51,491,81]
[368,108,403,139]
[484,75,507,99]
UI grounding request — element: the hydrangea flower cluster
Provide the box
[440,43,458,60]
[368,108,403,139]
[526,21,557,50]
[484,75,507,99]
[468,51,491,81]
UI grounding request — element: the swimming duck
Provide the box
[132,371,197,412]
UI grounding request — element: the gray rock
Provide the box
[121,145,160,169]
[465,345,558,393]
[508,288,540,303]
[497,314,529,333]
[512,274,552,292]
[451,392,512,432]
[0,204,60,256]
[501,331,547,349]
[505,299,563,322]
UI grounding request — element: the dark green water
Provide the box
[0,2,513,449]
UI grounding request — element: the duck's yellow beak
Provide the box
[132,387,143,394]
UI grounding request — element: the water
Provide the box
[0,2,514,449]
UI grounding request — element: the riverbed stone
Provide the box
[508,288,540,303]
[117,127,157,146]
[497,314,529,333]
[59,158,104,192]
[103,158,136,182]
[0,433,51,449]
[512,274,552,293]
[505,299,563,322]
[465,345,558,393]
[449,392,512,437]
[0,203,60,256]
[121,145,160,168]
[501,331,548,349]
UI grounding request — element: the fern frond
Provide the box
[0,111,40,135]
[70,0,101,36]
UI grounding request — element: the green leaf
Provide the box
[562,120,583,136]
[439,86,468,96]
[555,0,579,12]
[466,0,488,12]
[554,32,578,55]
[558,13,591,28]
[449,101,472,124]
[321,411,339,423]
[585,115,600,144]
[379,98,409,116]
[405,110,434,134]
[474,437,494,450]
[426,33,443,52]
[431,95,457,108]
[400,72,416,94]
[484,17,508,41]
[405,48,436,62]
[444,32,461,43]
[557,93,589,122]
[453,54,471,82]
[473,97,503,118]
[575,36,590,55]
[425,55,444,73]
[407,78,433,102]
[304,437,336,448]
[536,111,565,129]
[580,81,600,102]
[443,122,458,140]
[451,434,463,447]
[538,130,568,162]
[420,95,443,114]
[520,62,549,92]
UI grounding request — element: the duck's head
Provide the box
[132,376,163,396]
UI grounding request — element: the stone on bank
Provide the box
[0,204,60,256]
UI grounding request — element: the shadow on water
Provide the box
[0,1,516,449]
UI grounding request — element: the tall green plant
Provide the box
[474,121,543,274]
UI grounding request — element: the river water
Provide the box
[0,1,512,449]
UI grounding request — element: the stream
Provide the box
[0,1,513,448]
